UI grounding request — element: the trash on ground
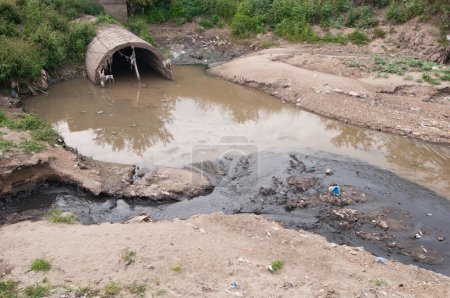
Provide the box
[375,257,388,265]
[329,185,341,196]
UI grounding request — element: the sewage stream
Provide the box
[5,65,450,275]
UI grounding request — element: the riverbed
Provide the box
[4,65,449,275]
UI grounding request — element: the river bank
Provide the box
[1,213,449,297]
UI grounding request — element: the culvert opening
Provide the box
[85,25,172,86]
[107,47,162,77]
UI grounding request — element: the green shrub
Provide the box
[0,0,20,23]
[275,18,319,42]
[0,17,18,36]
[348,29,370,45]
[386,2,409,24]
[29,25,67,69]
[0,37,44,83]
[231,12,265,38]
[67,22,96,62]
[126,16,155,44]
[96,13,120,25]
[345,5,377,28]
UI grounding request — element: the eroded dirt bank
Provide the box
[0,98,211,200]
[1,213,449,297]
[209,47,450,144]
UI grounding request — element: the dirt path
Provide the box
[1,213,449,297]
[209,47,450,144]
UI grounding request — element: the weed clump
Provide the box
[103,282,121,297]
[29,258,51,272]
[121,249,137,264]
[0,280,19,297]
[23,283,50,298]
[45,207,78,224]
[268,259,284,273]
[348,30,369,45]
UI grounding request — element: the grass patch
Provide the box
[121,249,137,264]
[373,27,386,38]
[0,280,19,298]
[45,207,78,224]
[127,282,147,298]
[269,259,284,273]
[23,283,50,298]
[258,39,280,49]
[348,30,370,45]
[404,75,413,81]
[103,282,121,298]
[171,264,183,272]
[154,288,167,296]
[322,32,348,45]
[0,138,15,152]
[373,278,389,287]
[19,139,45,154]
[29,258,51,272]
[373,55,449,84]
[422,73,440,85]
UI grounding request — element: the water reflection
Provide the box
[24,65,450,198]
[321,118,450,195]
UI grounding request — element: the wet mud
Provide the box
[1,151,449,276]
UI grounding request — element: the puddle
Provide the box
[23,65,450,199]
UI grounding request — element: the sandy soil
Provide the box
[1,213,449,297]
[209,47,450,144]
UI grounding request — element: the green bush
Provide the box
[0,0,20,23]
[0,37,44,83]
[29,25,67,69]
[127,16,155,44]
[68,22,96,62]
[96,13,120,25]
[275,18,319,42]
[386,2,409,23]
[231,12,265,38]
[348,29,370,45]
[0,17,18,36]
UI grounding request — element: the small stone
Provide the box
[325,168,333,175]
[437,236,445,241]
[96,110,104,114]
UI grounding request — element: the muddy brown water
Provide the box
[7,65,450,275]
[24,65,450,199]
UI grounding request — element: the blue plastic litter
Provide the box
[376,257,388,265]
[230,281,239,289]
[329,185,341,196]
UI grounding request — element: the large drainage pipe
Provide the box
[85,25,173,85]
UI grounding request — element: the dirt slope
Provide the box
[209,47,450,144]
